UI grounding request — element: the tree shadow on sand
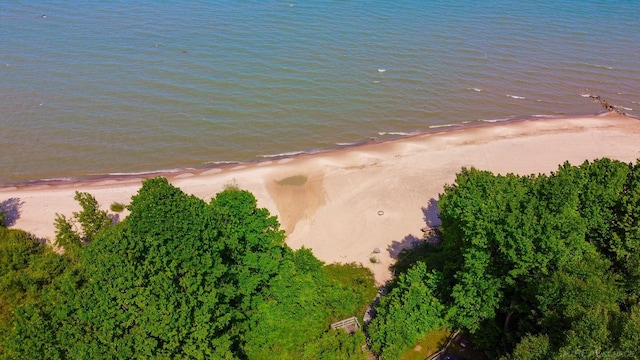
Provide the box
[387,234,423,259]
[1,197,24,227]
[386,198,442,260]
[108,213,120,225]
[422,198,441,229]
[387,198,443,277]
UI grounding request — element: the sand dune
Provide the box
[2,112,640,284]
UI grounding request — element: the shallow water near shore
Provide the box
[1,1,639,185]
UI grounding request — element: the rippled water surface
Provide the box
[1,1,639,184]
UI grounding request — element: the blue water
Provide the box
[1,1,639,184]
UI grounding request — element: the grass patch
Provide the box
[324,262,378,320]
[109,202,126,213]
[441,333,488,360]
[399,328,450,360]
[223,179,239,191]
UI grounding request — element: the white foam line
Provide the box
[428,124,459,129]
[258,151,306,158]
[378,131,420,136]
[203,160,240,165]
[481,118,512,123]
[107,169,182,176]
[586,63,614,70]
[506,94,526,100]
[32,177,73,183]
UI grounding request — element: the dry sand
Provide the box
[2,112,640,284]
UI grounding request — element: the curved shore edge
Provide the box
[2,111,640,284]
[2,111,635,189]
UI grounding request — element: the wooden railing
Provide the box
[330,316,361,331]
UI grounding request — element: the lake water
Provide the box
[1,1,639,185]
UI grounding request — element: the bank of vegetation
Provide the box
[368,158,640,359]
[0,178,376,359]
[2,157,640,359]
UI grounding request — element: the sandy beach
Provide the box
[2,112,640,284]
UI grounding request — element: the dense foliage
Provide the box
[369,158,640,359]
[0,228,69,354]
[53,191,112,262]
[0,178,376,359]
[367,262,446,359]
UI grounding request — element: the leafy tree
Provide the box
[0,229,41,276]
[324,262,378,318]
[506,334,551,360]
[243,259,333,359]
[371,158,640,359]
[303,329,368,360]
[74,178,240,358]
[209,187,288,313]
[368,262,446,359]
[574,159,629,250]
[435,167,587,351]
[618,304,640,356]
[3,177,376,359]
[292,246,324,274]
[53,214,82,261]
[53,191,111,261]
[612,160,640,303]
[535,249,620,355]
[72,191,111,242]
[0,228,69,357]
[243,257,374,360]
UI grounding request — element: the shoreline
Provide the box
[2,111,640,284]
[1,111,629,190]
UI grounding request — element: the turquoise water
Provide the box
[1,1,639,185]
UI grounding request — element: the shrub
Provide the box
[109,202,125,213]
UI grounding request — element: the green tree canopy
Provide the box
[1,178,376,359]
[369,158,640,359]
[0,228,68,354]
[367,262,446,359]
